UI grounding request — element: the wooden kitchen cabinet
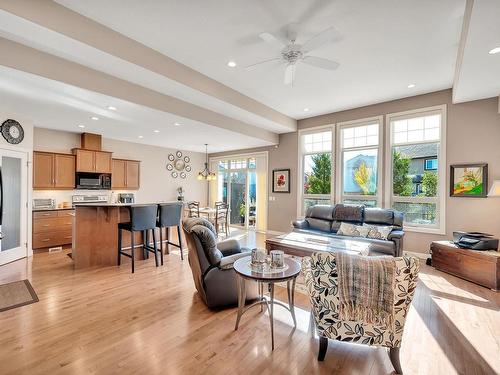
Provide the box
[111,159,126,188]
[73,149,112,173]
[33,151,75,190]
[32,209,75,250]
[126,160,140,189]
[54,154,76,188]
[33,152,54,189]
[111,159,140,189]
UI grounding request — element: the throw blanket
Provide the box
[336,251,396,328]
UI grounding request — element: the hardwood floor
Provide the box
[0,231,499,375]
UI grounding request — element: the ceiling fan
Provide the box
[246,24,341,86]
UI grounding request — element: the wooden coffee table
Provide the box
[265,231,369,257]
[233,256,301,350]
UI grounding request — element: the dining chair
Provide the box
[214,202,229,237]
[187,201,200,218]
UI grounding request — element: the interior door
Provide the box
[0,149,28,266]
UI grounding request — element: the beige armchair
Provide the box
[303,252,419,374]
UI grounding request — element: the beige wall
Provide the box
[212,89,500,253]
[33,128,208,206]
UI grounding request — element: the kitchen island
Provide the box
[72,203,180,269]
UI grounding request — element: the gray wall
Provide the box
[212,89,500,253]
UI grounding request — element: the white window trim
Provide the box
[384,105,447,235]
[296,125,335,217]
[335,116,384,206]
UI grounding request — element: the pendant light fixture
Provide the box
[198,143,216,181]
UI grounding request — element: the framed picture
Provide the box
[272,168,290,193]
[450,163,488,198]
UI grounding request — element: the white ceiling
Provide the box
[0,66,269,153]
[56,0,467,118]
[453,0,500,103]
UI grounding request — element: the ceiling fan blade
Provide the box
[259,32,287,50]
[244,58,282,71]
[284,64,296,86]
[302,56,339,71]
[302,26,341,53]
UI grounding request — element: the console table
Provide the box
[430,241,500,291]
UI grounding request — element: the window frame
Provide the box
[424,158,438,171]
[297,125,335,216]
[384,105,447,234]
[335,116,384,207]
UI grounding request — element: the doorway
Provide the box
[211,154,267,232]
[0,148,28,266]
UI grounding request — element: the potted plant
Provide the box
[239,202,246,224]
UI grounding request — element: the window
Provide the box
[387,106,446,233]
[424,158,438,170]
[299,129,333,214]
[338,119,382,207]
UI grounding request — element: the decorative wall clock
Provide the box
[167,151,191,178]
[1,119,24,144]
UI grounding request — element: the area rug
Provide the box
[0,280,39,312]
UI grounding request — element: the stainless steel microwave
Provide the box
[76,173,111,190]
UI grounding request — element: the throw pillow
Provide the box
[363,224,393,240]
[337,222,369,238]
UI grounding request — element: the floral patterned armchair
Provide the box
[303,252,419,374]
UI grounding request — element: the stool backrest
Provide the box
[130,204,158,231]
[158,202,183,227]
[188,201,200,218]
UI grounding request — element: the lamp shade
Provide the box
[487,180,500,197]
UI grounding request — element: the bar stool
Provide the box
[118,204,161,273]
[157,202,184,260]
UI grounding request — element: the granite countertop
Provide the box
[74,201,182,208]
[33,207,75,212]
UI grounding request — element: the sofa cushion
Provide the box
[363,224,393,240]
[333,204,364,223]
[306,217,333,232]
[331,221,342,233]
[337,222,370,238]
[364,208,394,226]
[307,205,335,220]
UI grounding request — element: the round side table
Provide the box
[233,256,301,350]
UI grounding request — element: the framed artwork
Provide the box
[272,168,290,193]
[450,163,488,198]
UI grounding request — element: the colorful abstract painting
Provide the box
[450,164,488,197]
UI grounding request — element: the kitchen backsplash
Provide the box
[32,189,137,206]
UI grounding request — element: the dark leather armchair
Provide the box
[182,218,258,309]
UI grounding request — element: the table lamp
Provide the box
[487,180,500,197]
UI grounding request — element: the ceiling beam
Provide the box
[0,0,296,132]
[0,37,278,144]
[452,0,474,104]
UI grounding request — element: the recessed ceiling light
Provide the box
[488,47,500,55]
[174,122,181,126]
[407,83,416,88]
[107,106,117,111]
[153,130,160,133]
[138,135,144,139]
[227,61,237,68]
[78,125,85,128]
[91,116,99,120]
[303,108,310,112]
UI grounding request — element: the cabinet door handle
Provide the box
[42,224,50,227]
[42,239,50,242]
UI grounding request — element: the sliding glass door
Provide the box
[212,155,266,231]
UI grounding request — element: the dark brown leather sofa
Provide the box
[293,204,405,257]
